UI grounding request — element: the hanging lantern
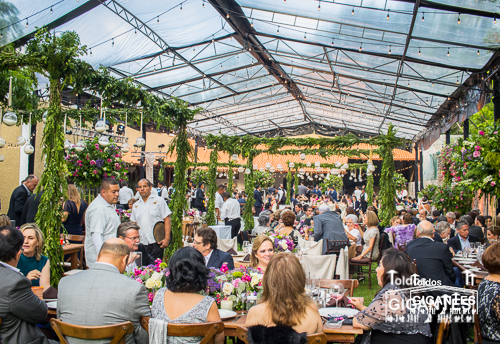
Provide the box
[331,169,340,175]
[245,168,251,174]
[314,175,318,178]
[299,175,303,179]
[95,120,107,133]
[253,164,258,170]
[277,164,283,171]
[341,163,349,170]
[299,168,305,175]
[0,155,4,162]
[238,166,244,173]
[305,172,309,176]
[300,153,306,160]
[64,139,71,150]
[270,167,275,173]
[23,144,34,155]
[231,154,238,162]
[0,137,5,148]
[349,176,353,180]
[316,166,321,171]
[306,162,311,167]
[99,136,110,147]
[75,140,86,152]
[259,167,265,172]
[265,162,272,170]
[16,136,26,146]
[315,161,320,167]
[121,142,130,153]
[3,112,17,126]
[335,161,341,168]
[354,178,357,182]
[367,171,372,176]
[289,162,295,168]
[42,111,48,124]
[135,137,146,147]
[232,176,235,179]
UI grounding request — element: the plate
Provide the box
[47,301,57,309]
[318,308,359,318]
[469,268,482,272]
[218,309,237,320]
[456,259,476,264]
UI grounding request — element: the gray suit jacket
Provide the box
[0,264,50,344]
[57,263,151,344]
[313,210,348,254]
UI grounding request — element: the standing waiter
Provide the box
[220,192,241,239]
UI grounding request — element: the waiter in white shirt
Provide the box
[158,181,168,202]
[215,185,225,224]
[131,179,172,260]
[220,192,241,238]
[118,180,135,209]
[134,182,158,200]
[85,178,121,267]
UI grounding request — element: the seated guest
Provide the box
[250,235,275,272]
[352,249,432,343]
[406,221,455,288]
[193,226,234,269]
[18,223,50,291]
[486,216,493,228]
[385,213,416,249]
[245,253,323,334]
[433,221,451,243]
[478,243,500,344]
[429,209,441,224]
[313,205,348,254]
[152,246,223,344]
[58,238,151,344]
[344,214,362,255]
[476,215,488,234]
[351,211,380,262]
[117,222,155,269]
[0,226,51,344]
[299,205,313,221]
[447,220,481,253]
[62,184,88,236]
[463,213,484,241]
[390,216,402,227]
[294,203,304,222]
[487,226,500,241]
[277,210,300,242]
[0,213,11,227]
[252,212,271,236]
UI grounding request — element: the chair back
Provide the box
[375,232,387,263]
[236,326,327,344]
[435,318,450,344]
[474,313,482,344]
[397,242,407,253]
[140,317,224,344]
[326,239,349,255]
[50,319,133,344]
[235,326,249,344]
[412,259,418,274]
[318,279,359,297]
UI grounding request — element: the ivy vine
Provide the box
[377,124,399,227]
[205,148,218,226]
[243,151,255,232]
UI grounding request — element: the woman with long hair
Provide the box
[351,211,380,262]
[478,243,500,343]
[250,235,274,272]
[245,253,322,334]
[18,223,51,291]
[62,184,88,236]
[352,248,432,343]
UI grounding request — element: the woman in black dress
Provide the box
[62,184,88,239]
[478,243,500,344]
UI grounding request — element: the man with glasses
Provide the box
[193,227,234,269]
[117,222,154,271]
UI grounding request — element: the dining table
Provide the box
[62,243,84,270]
[452,254,488,284]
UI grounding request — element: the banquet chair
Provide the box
[319,279,359,297]
[235,326,327,344]
[435,318,450,344]
[412,259,418,274]
[474,312,483,344]
[349,232,387,289]
[50,319,133,344]
[140,317,224,344]
[326,239,349,255]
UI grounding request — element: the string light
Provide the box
[134,28,137,35]
[359,43,362,52]
[304,32,307,40]
[50,6,53,14]
[157,16,159,24]
[389,45,391,54]
[25,18,28,27]
[418,47,421,55]
[277,26,280,33]
[112,37,114,47]
[352,7,354,15]
[457,14,461,24]
[202,0,205,8]
[226,13,229,18]
[318,1,321,11]
[90,48,92,56]
[251,19,254,28]
[422,12,424,21]
[387,10,390,20]
[180,3,183,11]
[447,48,450,57]
[477,49,480,55]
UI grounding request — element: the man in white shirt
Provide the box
[354,186,362,201]
[220,192,241,238]
[85,178,121,267]
[134,181,158,199]
[118,180,135,209]
[158,181,168,202]
[131,179,172,260]
[215,185,225,224]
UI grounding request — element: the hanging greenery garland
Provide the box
[205,148,218,226]
[190,168,209,185]
[243,151,255,232]
[253,170,275,188]
[286,166,292,204]
[377,124,399,227]
[294,170,299,198]
[319,174,344,192]
[366,174,374,206]
[227,162,234,192]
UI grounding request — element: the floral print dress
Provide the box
[478,279,500,341]
[385,224,416,249]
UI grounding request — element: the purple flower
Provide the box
[96,159,103,168]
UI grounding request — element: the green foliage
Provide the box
[205,149,218,226]
[377,124,399,227]
[394,173,408,192]
[294,170,299,197]
[227,162,234,192]
[243,152,255,232]
[66,137,129,189]
[319,174,343,192]
[366,174,374,206]
[190,169,209,185]
[286,168,292,204]
[253,170,275,188]
[419,184,474,214]
[0,68,39,111]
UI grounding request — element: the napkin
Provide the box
[242,254,250,261]
[472,260,488,272]
[326,295,355,309]
[227,248,238,255]
[43,286,58,300]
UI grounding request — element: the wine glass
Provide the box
[243,241,250,255]
[329,283,345,309]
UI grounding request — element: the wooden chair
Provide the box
[349,232,386,289]
[318,279,359,297]
[61,234,85,270]
[412,259,418,274]
[435,318,450,344]
[397,242,407,253]
[325,239,349,255]
[474,313,482,344]
[186,223,198,239]
[235,326,327,344]
[140,317,224,344]
[50,319,133,344]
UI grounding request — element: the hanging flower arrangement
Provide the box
[190,168,209,185]
[319,174,343,192]
[66,137,129,189]
[393,173,408,192]
[253,170,275,188]
[419,183,474,215]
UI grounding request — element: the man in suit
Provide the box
[297,182,307,196]
[428,210,441,224]
[464,213,484,241]
[407,221,455,288]
[117,222,155,269]
[253,184,263,216]
[21,190,44,225]
[433,221,452,243]
[445,212,457,230]
[193,226,234,269]
[447,221,481,254]
[58,238,151,344]
[331,187,338,202]
[313,205,348,254]
[294,203,304,221]
[0,225,51,344]
[7,174,38,226]
[194,182,206,212]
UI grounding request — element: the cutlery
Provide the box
[232,315,243,322]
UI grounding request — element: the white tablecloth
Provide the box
[253,217,259,228]
[335,247,350,280]
[210,225,232,240]
[302,254,337,280]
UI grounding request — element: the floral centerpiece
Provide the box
[125,259,168,304]
[319,174,343,193]
[116,208,132,223]
[66,137,129,188]
[299,225,314,236]
[268,233,296,252]
[190,168,209,185]
[217,263,264,310]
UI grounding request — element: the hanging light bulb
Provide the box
[95,120,106,133]
[277,26,280,33]
[477,49,480,55]
[447,48,450,57]
[389,45,391,54]
[3,112,17,126]
[0,137,5,148]
[64,139,71,150]
[457,14,461,24]
[318,1,321,11]
[112,38,115,47]
[304,32,307,40]
[359,43,362,52]
[121,142,130,153]
[0,155,4,162]
[202,0,205,8]
[422,12,424,22]
[135,137,146,147]
[75,140,86,152]
[24,144,34,155]
[387,10,390,20]
[180,3,183,11]
[352,7,354,15]
[418,47,421,56]
[50,7,53,14]
[26,18,29,28]
[251,20,254,28]
[157,16,159,24]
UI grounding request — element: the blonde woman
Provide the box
[62,184,88,236]
[0,214,11,227]
[250,235,274,272]
[18,223,51,291]
[351,211,380,262]
[245,253,323,334]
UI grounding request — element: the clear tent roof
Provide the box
[2,0,499,140]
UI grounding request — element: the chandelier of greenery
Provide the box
[205,148,219,226]
[1,30,200,274]
[243,151,257,232]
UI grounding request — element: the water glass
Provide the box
[243,241,250,254]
